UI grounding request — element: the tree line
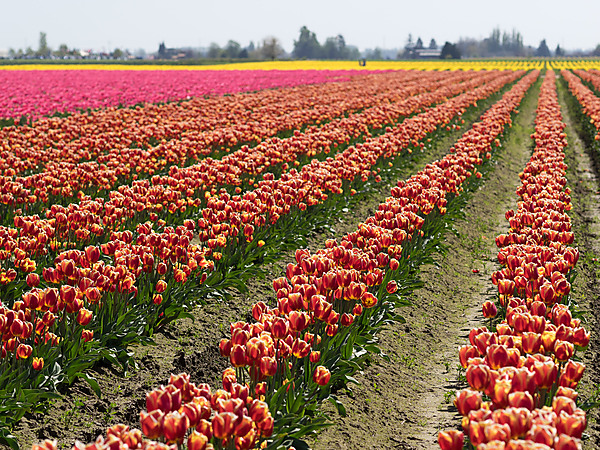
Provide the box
[5,28,600,61]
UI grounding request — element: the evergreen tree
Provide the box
[441,42,461,59]
[293,26,321,59]
[536,39,551,57]
[555,44,564,57]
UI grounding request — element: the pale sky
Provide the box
[1,0,598,54]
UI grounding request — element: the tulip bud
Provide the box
[288,310,309,332]
[340,313,354,327]
[259,356,277,377]
[572,327,590,348]
[163,410,189,444]
[81,329,94,342]
[77,308,93,326]
[556,410,586,439]
[155,280,167,293]
[140,409,164,439]
[554,340,574,362]
[271,317,289,339]
[258,414,274,437]
[508,391,534,411]
[26,273,40,288]
[312,366,331,386]
[554,434,582,450]
[483,422,511,443]
[32,357,44,370]
[85,246,101,264]
[386,280,398,294]
[454,389,481,416]
[466,364,490,391]
[492,379,512,408]
[187,430,208,450]
[249,399,269,423]
[437,430,464,450]
[482,301,498,319]
[60,285,76,304]
[212,412,237,440]
[459,345,480,368]
[486,344,510,370]
[229,344,246,368]
[525,424,555,447]
[562,360,585,385]
[195,418,212,441]
[219,339,232,358]
[498,279,515,296]
[16,343,33,359]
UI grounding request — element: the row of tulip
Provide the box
[0,69,521,369]
[210,69,539,446]
[0,71,529,448]
[0,70,522,304]
[0,70,422,177]
[0,69,369,121]
[27,68,539,450]
[438,70,588,450]
[0,70,491,216]
[560,70,600,141]
[34,370,276,450]
[573,69,600,97]
[168,70,502,189]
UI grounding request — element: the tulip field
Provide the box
[1,61,600,450]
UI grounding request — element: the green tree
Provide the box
[441,42,461,59]
[536,39,550,57]
[261,36,283,61]
[112,48,124,59]
[429,39,437,49]
[37,32,50,58]
[293,26,321,59]
[55,43,69,58]
[224,40,241,58]
[158,42,167,58]
[555,45,564,57]
[319,34,348,59]
[321,37,339,59]
[207,42,222,58]
[366,47,382,59]
[593,44,600,57]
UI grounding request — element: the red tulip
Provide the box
[163,411,189,444]
[312,365,331,386]
[437,430,464,450]
[454,389,481,416]
[482,301,498,319]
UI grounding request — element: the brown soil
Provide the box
[7,74,600,450]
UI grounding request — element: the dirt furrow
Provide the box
[311,78,541,449]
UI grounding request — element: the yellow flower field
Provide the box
[1,58,600,71]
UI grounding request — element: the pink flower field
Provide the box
[0,69,365,121]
